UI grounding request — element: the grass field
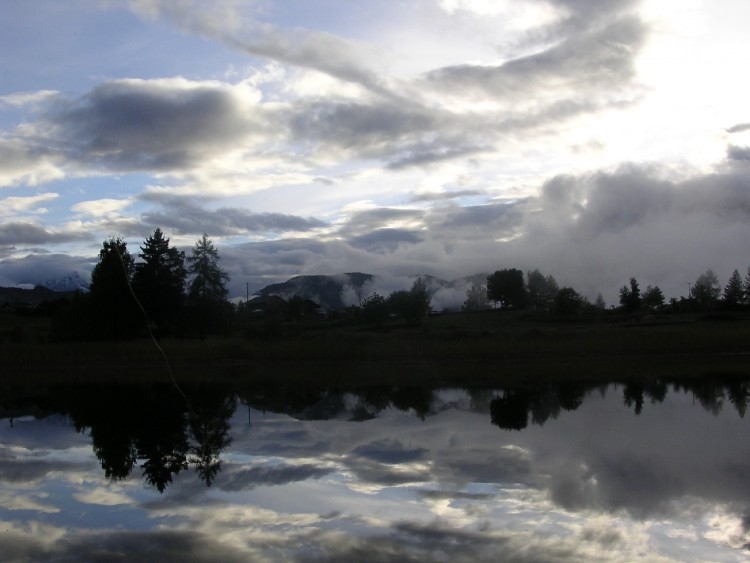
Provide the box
[3,307,750,389]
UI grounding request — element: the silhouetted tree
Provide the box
[186,234,231,337]
[619,277,641,312]
[526,269,558,311]
[726,380,749,418]
[132,228,187,336]
[134,389,190,493]
[388,278,431,325]
[642,285,665,312]
[188,390,235,487]
[88,237,141,339]
[623,382,646,415]
[691,269,720,308]
[362,292,388,326]
[723,269,744,308]
[594,293,606,310]
[490,389,531,430]
[555,287,584,317]
[389,387,433,420]
[487,269,526,310]
[556,382,586,410]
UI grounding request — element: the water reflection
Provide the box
[2,375,750,561]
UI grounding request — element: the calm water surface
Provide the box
[2,377,750,562]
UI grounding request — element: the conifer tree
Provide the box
[723,269,744,308]
[88,237,141,339]
[186,234,231,337]
[132,228,186,335]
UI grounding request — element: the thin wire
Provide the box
[111,241,192,409]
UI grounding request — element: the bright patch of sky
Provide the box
[2,0,750,300]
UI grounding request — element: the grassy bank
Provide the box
[3,309,750,388]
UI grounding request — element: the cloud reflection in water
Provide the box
[1,379,750,561]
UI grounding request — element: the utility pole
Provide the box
[246,282,250,303]
[687,282,692,298]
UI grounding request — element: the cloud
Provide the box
[43,78,266,173]
[212,163,750,304]
[140,196,326,236]
[348,229,424,254]
[410,189,486,203]
[128,0,395,100]
[0,193,58,217]
[287,99,447,161]
[426,15,645,105]
[0,252,94,286]
[727,145,750,161]
[0,222,91,246]
[351,439,429,464]
[0,139,64,188]
[0,89,59,108]
[217,463,333,492]
[727,123,750,134]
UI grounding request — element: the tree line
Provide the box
[52,229,232,341]
[472,266,750,316]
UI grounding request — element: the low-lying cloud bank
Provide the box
[219,160,750,305]
[5,159,749,308]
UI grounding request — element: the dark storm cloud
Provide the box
[140,196,326,236]
[44,79,265,172]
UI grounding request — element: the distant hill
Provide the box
[257,273,375,310]
[256,272,489,311]
[0,286,76,309]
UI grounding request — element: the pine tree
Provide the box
[187,234,229,302]
[723,269,744,308]
[642,285,665,311]
[619,277,641,312]
[88,237,141,339]
[186,234,231,337]
[132,228,187,335]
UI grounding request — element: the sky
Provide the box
[2,0,750,303]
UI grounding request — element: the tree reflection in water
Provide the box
[52,383,235,492]
[188,387,235,487]
[16,374,750,490]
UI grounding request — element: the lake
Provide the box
[1,376,750,562]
